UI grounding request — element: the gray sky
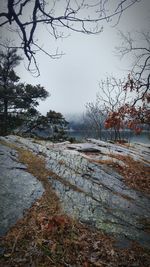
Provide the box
[2,0,150,118]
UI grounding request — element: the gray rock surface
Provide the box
[0,135,150,248]
[0,143,44,236]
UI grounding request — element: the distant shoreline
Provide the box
[67,129,150,144]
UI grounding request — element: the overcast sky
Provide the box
[2,0,150,118]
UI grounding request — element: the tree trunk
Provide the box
[4,98,8,135]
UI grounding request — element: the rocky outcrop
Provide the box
[67,138,150,166]
[0,135,150,248]
[0,142,44,236]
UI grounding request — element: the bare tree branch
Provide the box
[0,0,140,74]
[85,76,128,139]
[116,31,150,90]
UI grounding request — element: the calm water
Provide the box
[68,130,150,144]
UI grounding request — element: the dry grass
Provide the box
[89,150,150,195]
[109,155,150,195]
[0,141,150,266]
